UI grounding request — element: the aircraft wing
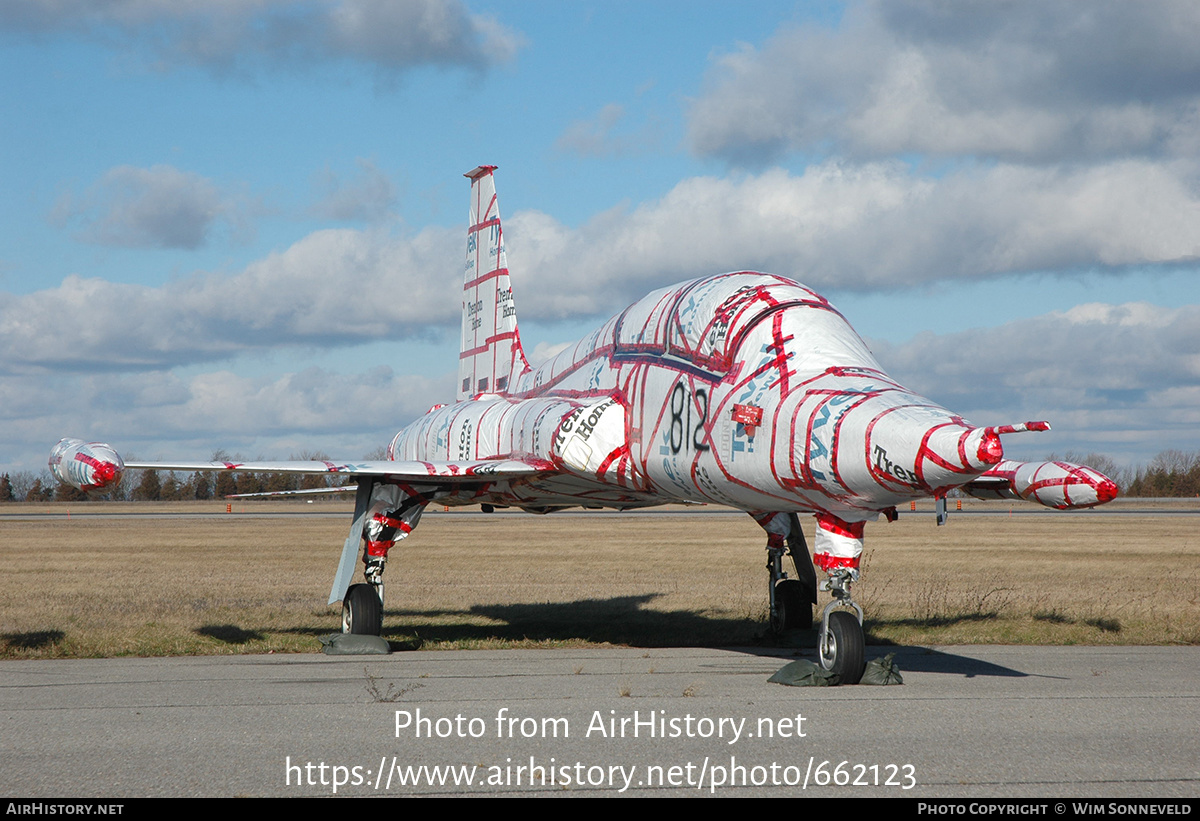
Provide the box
[121,457,555,483]
[49,438,555,492]
[225,485,358,498]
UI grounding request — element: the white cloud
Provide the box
[325,0,520,70]
[51,165,253,249]
[688,0,1200,164]
[0,0,522,76]
[310,158,397,223]
[554,103,661,158]
[0,364,455,473]
[504,161,1200,318]
[12,159,1200,372]
[0,223,461,371]
[868,302,1200,464]
[528,340,571,365]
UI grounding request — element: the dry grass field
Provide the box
[1,499,1197,658]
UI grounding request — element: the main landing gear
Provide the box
[339,482,435,636]
[342,554,387,634]
[764,512,818,633]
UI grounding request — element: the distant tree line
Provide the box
[1118,450,1200,498]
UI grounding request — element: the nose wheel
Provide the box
[818,569,865,684]
[819,610,864,683]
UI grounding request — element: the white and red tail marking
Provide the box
[458,166,531,401]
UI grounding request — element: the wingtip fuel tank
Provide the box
[49,438,124,491]
[964,458,1119,509]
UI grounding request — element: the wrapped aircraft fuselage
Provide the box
[390,273,1003,520]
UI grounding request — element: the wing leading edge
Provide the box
[49,438,554,493]
[122,457,554,481]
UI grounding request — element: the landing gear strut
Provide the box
[364,556,386,604]
[334,481,438,637]
[762,512,818,633]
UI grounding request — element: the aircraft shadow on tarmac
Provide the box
[180,595,1032,679]
[1,629,65,650]
[195,624,267,644]
[441,593,756,648]
[300,595,1031,678]
[870,648,1031,678]
[188,593,756,649]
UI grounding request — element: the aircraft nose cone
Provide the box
[854,402,1004,496]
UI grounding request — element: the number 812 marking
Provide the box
[669,382,709,454]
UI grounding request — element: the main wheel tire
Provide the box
[819,610,865,684]
[771,579,813,632]
[343,583,383,636]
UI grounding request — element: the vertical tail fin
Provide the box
[458,165,531,401]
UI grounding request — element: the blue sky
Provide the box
[2,0,1198,476]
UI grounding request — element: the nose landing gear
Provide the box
[818,568,865,684]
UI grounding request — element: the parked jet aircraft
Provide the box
[52,166,1118,682]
